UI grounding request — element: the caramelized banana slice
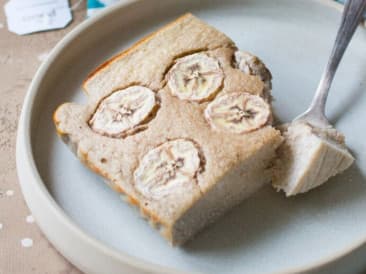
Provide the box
[235,51,272,99]
[89,86,156,137]
[134,139,201,200]
[167,53,224,102]
[205,92,271,134]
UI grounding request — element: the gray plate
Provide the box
[17,0,366,273]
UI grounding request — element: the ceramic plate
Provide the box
[16,0,366,273]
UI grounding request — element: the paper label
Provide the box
[4,0,72,35]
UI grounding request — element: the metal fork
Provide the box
[295,0,366,128]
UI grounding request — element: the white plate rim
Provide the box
[15,0,366,273]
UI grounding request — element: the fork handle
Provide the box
[308,0,366,117]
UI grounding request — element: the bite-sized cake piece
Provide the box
[54,13,283,245]
[272,121,354,196]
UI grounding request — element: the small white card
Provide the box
[4,0,72,35]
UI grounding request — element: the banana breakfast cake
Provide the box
[54,13,283,245]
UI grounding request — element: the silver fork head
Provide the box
[295,0,366,129]
[294,107,332,129]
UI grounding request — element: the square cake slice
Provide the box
[54,13,283,245]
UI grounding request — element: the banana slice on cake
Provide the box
[134,139,201,200]
[89,86,157,137]
[167,53,224,102]
[205,92,271,134]
[234,51,272,100]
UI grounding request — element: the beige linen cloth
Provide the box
[0,0,85,273]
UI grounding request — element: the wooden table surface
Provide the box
[0,1,84,273]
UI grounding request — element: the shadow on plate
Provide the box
[183,164,365,254]
[330,61,366,126]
